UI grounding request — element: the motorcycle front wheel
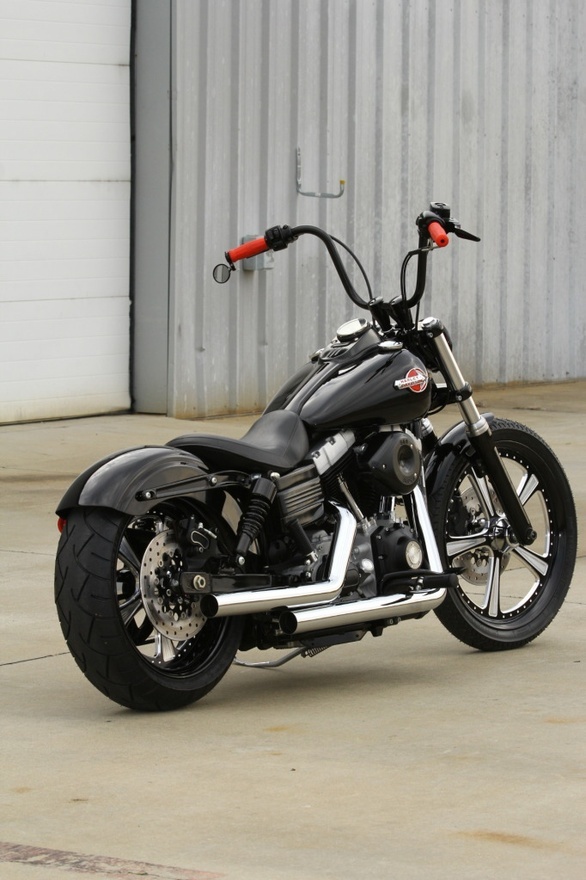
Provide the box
[55,503,244,711]
[428,418,577,651]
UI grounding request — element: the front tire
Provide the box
[55,504,244,711]
[428,418,577,650]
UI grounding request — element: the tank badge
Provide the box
[394,367,429,393]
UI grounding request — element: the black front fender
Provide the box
[424,413,495,497]
[56,446,209,517]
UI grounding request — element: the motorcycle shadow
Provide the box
[215,639,455,708]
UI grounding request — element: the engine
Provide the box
[269,428,425,595]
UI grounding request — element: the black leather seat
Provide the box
[167,409,309,473]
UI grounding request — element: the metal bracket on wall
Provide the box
[296,147,345,199]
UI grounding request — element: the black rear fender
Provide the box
[56,446,211,517]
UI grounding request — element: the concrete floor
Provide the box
[1,382,584,879]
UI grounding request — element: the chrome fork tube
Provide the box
[421,317,536,545]
[421,317,487,435]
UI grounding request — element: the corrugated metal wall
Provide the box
[167,0,585,418]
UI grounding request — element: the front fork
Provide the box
[420,317,536,546]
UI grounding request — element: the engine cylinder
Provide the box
[276,465,324,526]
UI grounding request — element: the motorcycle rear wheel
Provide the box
[429,418,576,651]
[55,504,244,711]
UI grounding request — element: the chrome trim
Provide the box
[378,340,403,352]
[279,587,447,635]
[200,504,357,618]
[466,416,491,437]
[430,328,468,390]
[425,320,486,431]
[412,485,443,573]
[311,429,355,475]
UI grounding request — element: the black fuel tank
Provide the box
[267,343,431,430]
[293,348,431,430]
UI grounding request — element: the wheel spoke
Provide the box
[512,545,550,578]
[119,536,141,576]
[483,554,501,617]
[517,472,540,506]
[117,535,145,625]
[119,593,143,625]
[154,633,179,664]
[446,532,488,561]
[469,469,497,517]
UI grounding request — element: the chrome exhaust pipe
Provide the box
[279,587,447,636]
[200,504,357,619]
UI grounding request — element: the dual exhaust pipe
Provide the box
[200,503,448,636]
[279,586,446,635]
[199,504,357,620]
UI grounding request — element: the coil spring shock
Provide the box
[235,476,277,560]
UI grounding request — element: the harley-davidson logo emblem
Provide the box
[395,367,429,393]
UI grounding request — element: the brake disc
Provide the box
[140,529,205,640]
[454,486,511,585]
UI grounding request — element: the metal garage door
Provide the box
[0,0,131,423]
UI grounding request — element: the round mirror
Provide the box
[213,263,232,284]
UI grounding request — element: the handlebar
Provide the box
[226,237,269,265]
[225,224,299,269]
[218,204,479,328]
[225,224,371,310]
[399,204,479,312]
[427,221,449,248]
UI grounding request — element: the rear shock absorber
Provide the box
[234,476,277,562]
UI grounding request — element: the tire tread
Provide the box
[55,506,242,711]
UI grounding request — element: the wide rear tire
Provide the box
[55,504,243,711]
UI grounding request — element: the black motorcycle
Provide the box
[55,203,577,711]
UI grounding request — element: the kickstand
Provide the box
[233,646,328,670]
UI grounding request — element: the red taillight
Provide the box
[57,517,67,533]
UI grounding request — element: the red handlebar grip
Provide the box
[226,237,269,264]
[427,221,449,248]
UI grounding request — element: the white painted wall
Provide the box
[0,0,131,423]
